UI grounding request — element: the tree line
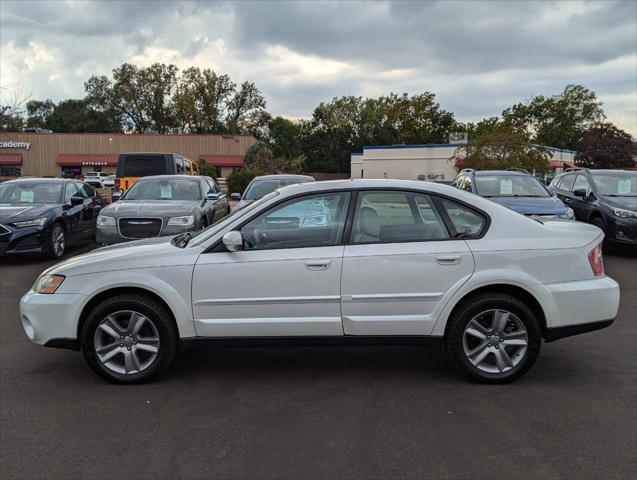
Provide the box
[1,63,635,171]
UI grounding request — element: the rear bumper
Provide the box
[544,319,614,342]
[528,276,620,331]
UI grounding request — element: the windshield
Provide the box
[243,178,310,200]
[474,175,550,197]
[592,172,637,197]
[188,191,278,247]
[0,182,63,204]
[122,178,201,201]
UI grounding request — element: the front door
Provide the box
[191,191,351,337]
[341,191,479,335]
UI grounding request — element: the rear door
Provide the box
[340,190,478,336]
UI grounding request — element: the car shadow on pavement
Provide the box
[0,242,97,266]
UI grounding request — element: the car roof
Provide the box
[473,170,529,177]
[251,174,315,181]
[134,175,203,181]
[3,177,74,184]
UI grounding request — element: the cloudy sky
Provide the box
[1,0,636,136]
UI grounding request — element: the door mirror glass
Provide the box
[70,195,84,206]
[111,190,122,202]
[206,192,220,201]
[230,192,242,201]
[222,231,243,252]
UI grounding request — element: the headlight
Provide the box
[558,208,575,220]
[33,274,65,294]
[167,215,194,226]
[97,215,116,226]
[611,207,637,219]
[13,217,47,228]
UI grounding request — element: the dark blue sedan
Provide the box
[451,169,574,219]
[0,178,107,258]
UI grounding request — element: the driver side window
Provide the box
[64,183,79,204]
[240,192,350,250]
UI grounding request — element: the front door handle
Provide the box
[304,260,331,271]
[436,254,462,266]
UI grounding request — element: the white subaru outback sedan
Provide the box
[20,179,620,384]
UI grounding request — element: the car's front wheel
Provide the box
[445,292,541,383]
[43,222,66,259]
[80,293,178,384]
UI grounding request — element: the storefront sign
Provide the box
[0,140,31,149]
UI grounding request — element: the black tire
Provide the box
[445,292,542,384]
[43,222,66,259]
[80,293,178,384]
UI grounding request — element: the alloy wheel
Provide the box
[462,309,528,374]
[93,310,160,375]
[52,225,65,257]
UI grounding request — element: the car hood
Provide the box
[101,200,200,217]
[601,196,637,211]
[0,204,58,223]
[487,196,567,215]
[43,236,201,277]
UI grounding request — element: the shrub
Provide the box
[196,160,217,180]
[227,169,265,195]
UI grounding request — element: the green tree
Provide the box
[265,116,302,159]
[452,127,550,173]
[42,99,122,132]
[502,84,605,150]
[0,87,29,132]
[576,123,636,169]
[196,159,217,179]
[25,99,55,128]
[225,81,269,135]
[245,142,274,172]
[227,169,265,195]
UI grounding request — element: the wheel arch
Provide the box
[76,286,180,341]
[439,284,548,338]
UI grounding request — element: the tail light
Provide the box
[115,178,121,188]
[588,244,604,277]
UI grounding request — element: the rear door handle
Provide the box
[436,254,462,266]
[304,260,331,271]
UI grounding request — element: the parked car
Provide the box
[102,175,116,189]
[0,178,106,258]
[549,168,637,247]
[96,175,228,245]
[232,174,314,211]
[115,152,200,192]
[21,179,619,384]
[84,172,108,188]
[451,169,574,219]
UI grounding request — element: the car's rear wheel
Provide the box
[590,216,614,252]
[43,223,66,259]
[80,294,178,384]
[445,292,541,383]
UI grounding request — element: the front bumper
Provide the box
[528,276,620,332]
[0,225,47,255]
[96,222,197,245]
[20,290,87,347]
[605,216,637,245]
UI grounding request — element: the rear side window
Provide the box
[351,191,448,244]
[175,156,185,174]
[439,199,486,238]
[118,155,167,177]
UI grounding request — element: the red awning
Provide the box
[0,153,22,165]
[563,161,575,169]
[200,154,244,167]
[548,159,562,168]
[57,154,118,166]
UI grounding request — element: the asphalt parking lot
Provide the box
[1,244,635,479]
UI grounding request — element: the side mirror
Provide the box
[230,193,241,201]
[222,231,243,252]
[206,192,220,201]
[111,190,122,202]
[70,195,84,206]
[573,188,587,198]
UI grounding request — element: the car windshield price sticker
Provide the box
[500,179,513,195]
[20,190,34,202]
[618,179,632,195]
[160,184,172,199]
